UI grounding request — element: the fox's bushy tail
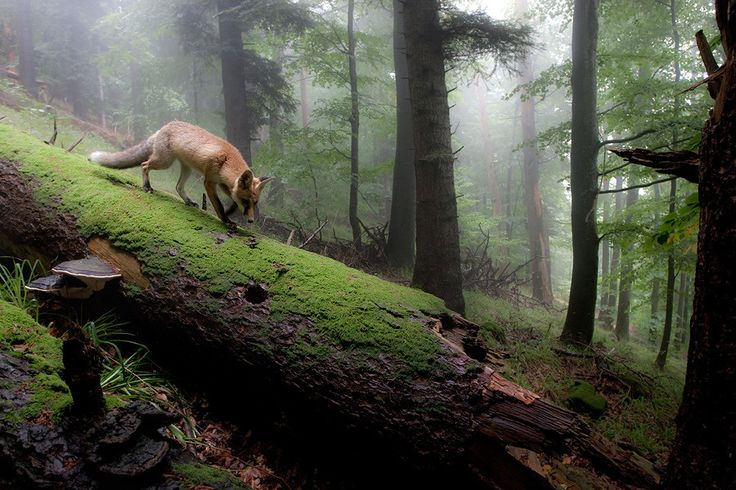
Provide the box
[88,136,154,169]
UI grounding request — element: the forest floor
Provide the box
[0,80,686,488]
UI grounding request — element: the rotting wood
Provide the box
[0,155,661,489]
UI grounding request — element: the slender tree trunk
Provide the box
[15,0,36,98]
[613,178,638,340]
[517,0,553,305]
[404,0,465,315]
[299,68,310,128]
[598,177,611,321]
[673,271,687,351]
[347,0,361,247]
[601,176,623,330]
[2,20,15,66]
[656,179,677,368]
[649,184,662,344]
[217,0,251,162]
[130,61,145,142]
[476,86,502,220]
[97,72,106,129]
[386,0,416,269]
[561,0,600,345]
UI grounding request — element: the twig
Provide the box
[286,229,295,247]
[45,117,58,145]
[598,129,656,147]
[300,220,328,249]
[0,116,6,122]
[67,133,86,152]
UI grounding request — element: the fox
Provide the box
[88,121,272,228]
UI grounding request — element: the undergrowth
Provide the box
[465,290,685,465]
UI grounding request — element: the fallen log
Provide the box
[0,124,659,488]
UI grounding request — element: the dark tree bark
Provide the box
[403,0,465,314]
[15,0,36,98]
[560,0,600,345]
[614,178,638,341]
[517,0,553,306]
[385,0,416,269]
[664,2,736,482]
[218,0,252,162]
[347,0,361,247]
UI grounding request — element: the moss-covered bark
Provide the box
[0,124,659,488]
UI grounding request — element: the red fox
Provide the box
[89,121,272,227]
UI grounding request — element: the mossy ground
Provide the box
[172,462,251,490]
[0,122,450,374]
[0,300,72,420]
[464,292,685,464]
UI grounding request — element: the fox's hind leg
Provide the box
[176,164,198,207]
[140,151,174,193]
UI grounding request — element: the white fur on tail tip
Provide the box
[88,151,104,162]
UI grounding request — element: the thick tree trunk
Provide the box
[15,0,36,98]
[385,0,416,269]
[347,0,361,247]
[218,0,252,162]
[614,179,639,340]
[561,0,600,345]
[404,0,465,315]
[0,125,659,489]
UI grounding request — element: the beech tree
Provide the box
[403,0,531,314]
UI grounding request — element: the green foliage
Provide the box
[0,258,43,320]
[172,461,251,489]
[650,192,699,250]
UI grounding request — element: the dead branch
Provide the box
[300,220,328,249]
[67,133,86,153]
[45,117,58,146]
[608,148,699,183]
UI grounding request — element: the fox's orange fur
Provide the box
[89,121,272,227]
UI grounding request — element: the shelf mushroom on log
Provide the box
[0,124,660,489]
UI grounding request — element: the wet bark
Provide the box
[385,0,416,269]
[0,157,660,489]
[560,0,600,345]
[403,0,465,314]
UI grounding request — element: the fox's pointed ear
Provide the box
[257,176,274,189]
[239,169,254,188]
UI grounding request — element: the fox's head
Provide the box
[232,169,274,223]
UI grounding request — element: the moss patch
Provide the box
[0,124,451,374]
[172,462,251,489]
[567,380,607,417]
[0,301,71,420]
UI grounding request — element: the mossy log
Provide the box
[0,124,659,488]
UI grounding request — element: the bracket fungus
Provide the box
[26,256,121,299]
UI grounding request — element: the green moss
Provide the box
[567,380,607,417]
[0,301,72,420]
[172,462,250,489]
[0,124,451,374]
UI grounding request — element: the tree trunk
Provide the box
[561,0,600,345]
[655,180,677,369]
[517,0,553,306]
[649,183,662,344]
[664,3,736,483]
[15,0,36,98]
[597,177,611,321]
[130,61,145,142]
[347,0,361,247]
[217,0,251,162]
[673,271,687,351]
[614,178,639,341]
[385,0,416,269]
[404,0,465,315]
[0,124,661,490]
[601,176,623,330]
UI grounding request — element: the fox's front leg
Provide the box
[204,180,236,230]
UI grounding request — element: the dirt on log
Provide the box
[0,124,659,488]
